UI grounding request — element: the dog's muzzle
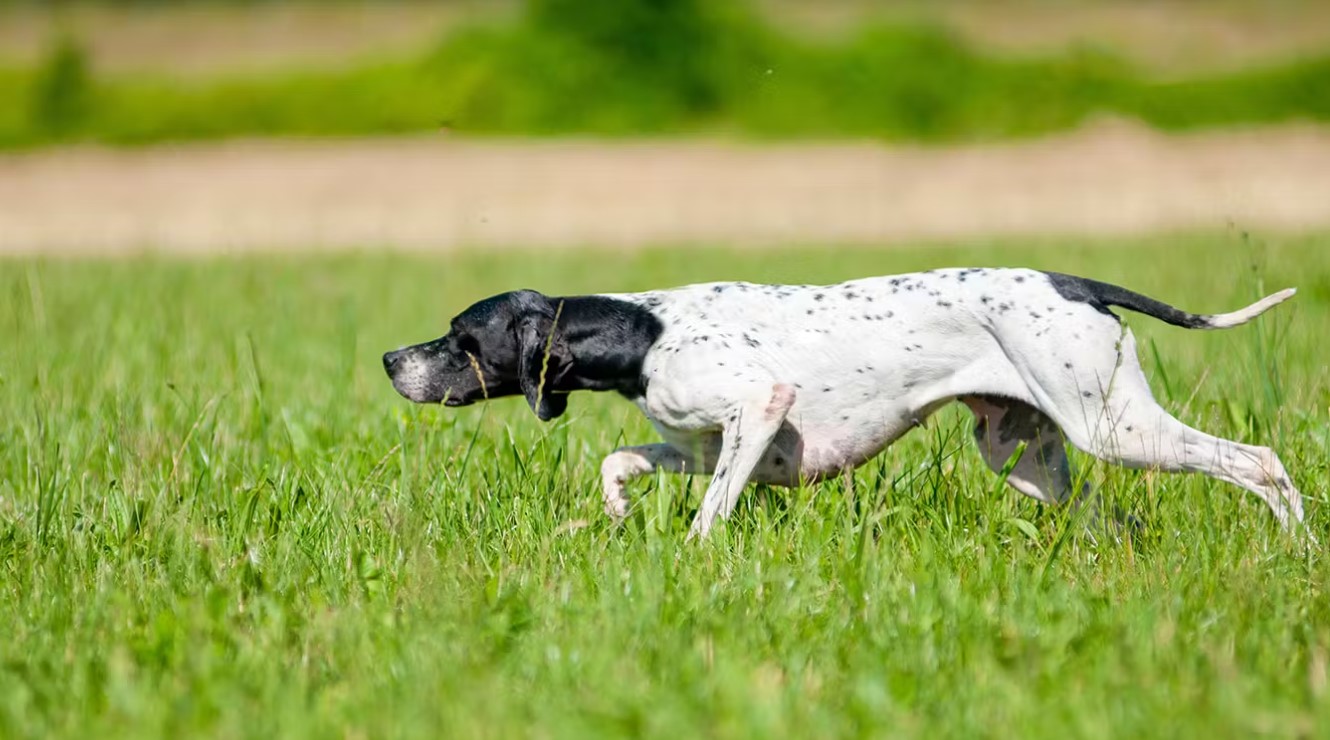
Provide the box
[383,348,439,403]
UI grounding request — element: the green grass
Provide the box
[2,233,1329,737]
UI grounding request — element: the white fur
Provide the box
[595,268,1304,539]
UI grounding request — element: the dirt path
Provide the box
[3,122,1330,256]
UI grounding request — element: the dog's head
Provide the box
[383,290,571,421]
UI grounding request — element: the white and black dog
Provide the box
[384,268,1303,540]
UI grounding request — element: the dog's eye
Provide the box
[455,334,480,353]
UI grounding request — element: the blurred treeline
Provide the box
[3,0,1329,148]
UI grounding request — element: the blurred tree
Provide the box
[525,0,751,114]
[31,36,91,136]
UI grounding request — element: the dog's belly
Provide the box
[645,399,931,485]
[792,400,930,479]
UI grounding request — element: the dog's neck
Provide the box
[547,296,664,399]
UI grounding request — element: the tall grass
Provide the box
[0,233,1327,737]
[1,0,1329,148]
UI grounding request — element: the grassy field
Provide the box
[2,233,1329,737]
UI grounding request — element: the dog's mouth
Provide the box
[393,383,476,407]
[386,356,481,406]
[384,349,495,407]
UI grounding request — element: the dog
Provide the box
[383,268,1303,540]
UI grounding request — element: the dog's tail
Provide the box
[1045,272,1296,330]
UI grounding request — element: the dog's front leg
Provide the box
[687,383,796,541]
[600,444,705,522]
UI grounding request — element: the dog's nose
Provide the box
[382,350,403,375]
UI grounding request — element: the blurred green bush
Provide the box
[1,0,1328,148]
[30,35,91,135]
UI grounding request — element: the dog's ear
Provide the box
[514,292,571,421]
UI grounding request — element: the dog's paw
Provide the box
[603,496,631,524]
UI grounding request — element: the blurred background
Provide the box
[2,0,1329,255]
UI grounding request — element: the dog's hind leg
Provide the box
[687,383,796,541]
[600,444,707,522]
[1073,390,1305,533]
[962,395,1113,531]
[1025,329,1306,534]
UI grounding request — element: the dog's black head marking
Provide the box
[383,290,663,421]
